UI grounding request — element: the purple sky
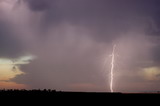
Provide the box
[0,0,160,92]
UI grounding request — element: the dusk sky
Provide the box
[0,0,160,92]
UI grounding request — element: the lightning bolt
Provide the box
[110,45,116,92]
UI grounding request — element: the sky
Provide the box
[0,0,160,92]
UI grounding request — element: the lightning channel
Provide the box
[110,45,116,92]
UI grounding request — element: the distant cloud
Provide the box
[0,55,35,89]
[140,67,160,81]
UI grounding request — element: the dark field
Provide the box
[0,89,160,96]
[0,90,159,104]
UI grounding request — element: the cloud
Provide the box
[23,0,160,41]
[12,25,109,90]
[0,20,25,58]
[0,61,24,81]
[25,0,52,11]
[0,0,29,58]
[139,67,160,81]
[1,0,160,92]
[0,55,34,89]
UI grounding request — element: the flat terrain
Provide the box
[0,90,159,103]
[0,89,160,96]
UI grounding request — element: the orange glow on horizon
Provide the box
[0,81,28,89]
[0,56,34,89]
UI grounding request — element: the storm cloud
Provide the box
[0,0,160,92]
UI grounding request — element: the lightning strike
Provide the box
[110,45,116,92]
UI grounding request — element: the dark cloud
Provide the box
[11,25,106,91]
[13,35,107,90]
[0,20,25,58]
[151,44,160,66]
[25,0,52,11]
[1,0,160,92]
[24,0,160,42]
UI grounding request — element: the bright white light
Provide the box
[0,55,35,65]
[110,45,116,92]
